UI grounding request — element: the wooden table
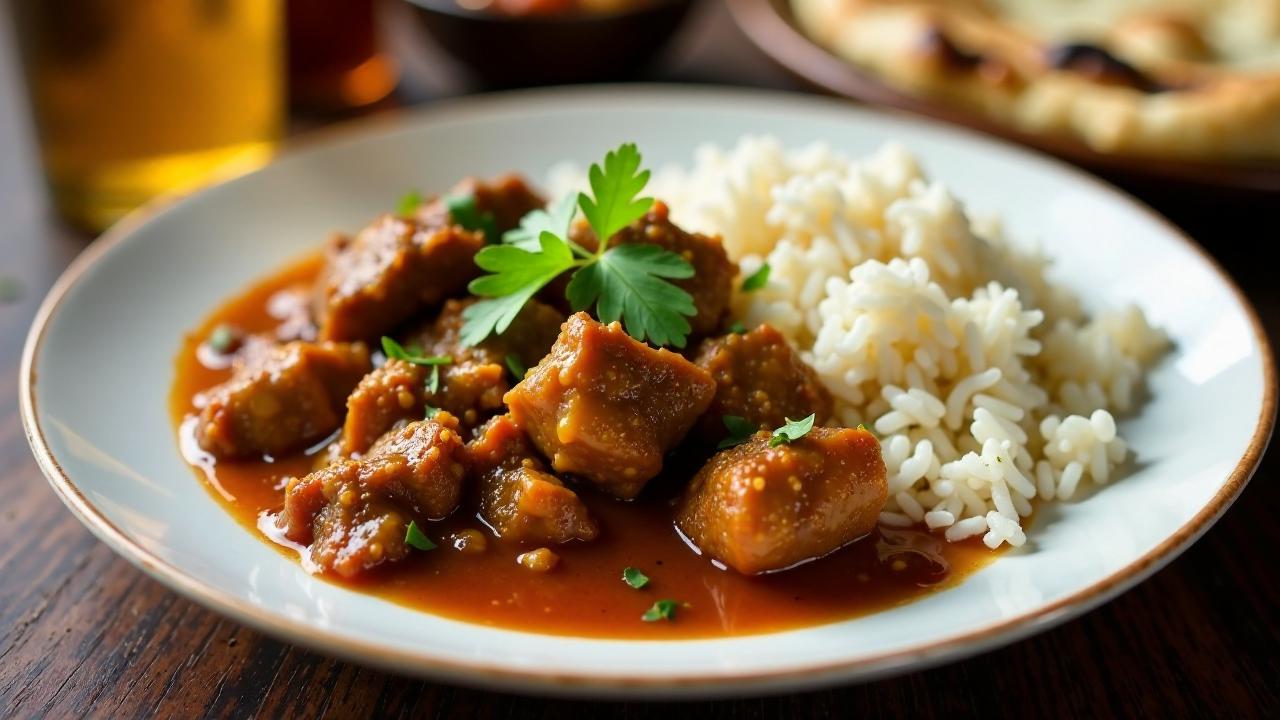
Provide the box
[2,3,1277,716]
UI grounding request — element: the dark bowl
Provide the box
[402,0,696,88]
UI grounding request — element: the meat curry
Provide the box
[172,146,996,638]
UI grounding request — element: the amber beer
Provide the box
[12,0,284,231]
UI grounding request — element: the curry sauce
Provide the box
[171,255,999,639]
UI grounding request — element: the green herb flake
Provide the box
[505,354,527,380]
[424,405,440,419]
[727,321,747,335]
[445,193,499,244]
[207,324,237,354]
[622,567,650,589]
[396,190,423,216]
[460,143,696,349]
[740,263,771,292]
[718,415,758,450]
[381,336,452,367]
[405,521,436,552]
[769,413,816,447]
[427,365,441,395]
[503,194,577,251]
[641,599,679,622]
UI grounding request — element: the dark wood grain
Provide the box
[1,4,1277,718]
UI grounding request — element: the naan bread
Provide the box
[792,0,1280,162]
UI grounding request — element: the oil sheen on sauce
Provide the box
[170,255,1001,639]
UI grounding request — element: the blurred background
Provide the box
[0,0,789,238]
[3,0,1276,245]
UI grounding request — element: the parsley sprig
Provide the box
[502,194,576,251]
[460,143,697,348]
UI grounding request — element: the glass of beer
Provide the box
[11,0,284,232]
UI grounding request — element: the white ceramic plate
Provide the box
[22,86,1275,699]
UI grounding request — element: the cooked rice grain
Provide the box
[549,137,1167,548]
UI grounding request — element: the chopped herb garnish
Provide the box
[381,336,452,367]
[727,321,747,335]
[505,354,526,380]
[427,365,441,395]
[641,599,679,622]
[396,190,423,216]
[207,324,236,354]
[461,143,696,348]
[622,567,650,589]
[740,263,771,292]
[405,521,436,551]
[769,413,816,447]
[424,405,440,419]
[502,194,577,251]
[445,193,499,244]
[718,415,757,449]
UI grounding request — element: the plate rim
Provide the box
[19,85,1278,697]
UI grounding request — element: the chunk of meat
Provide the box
[313,215,485,342]
[505,312,716,498]
[338,359,426,457]
[467,414,597,544]
[339,298,563,455]
[692,324,834,444]
[281,416,468,578]
[195,340,370,459]
[675,427,886,575]
[412,174,546,235]
[562,200,737,341]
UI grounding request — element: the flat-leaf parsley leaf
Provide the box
[565,243,695,347]
[460,143,697,348]
[769,413,816,447]
[578,143,653,244]
[502,194,577,251]
[460,231,577,346]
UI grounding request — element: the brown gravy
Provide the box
[170,255,1000,639]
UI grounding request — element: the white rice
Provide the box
[549,137,1167,548]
